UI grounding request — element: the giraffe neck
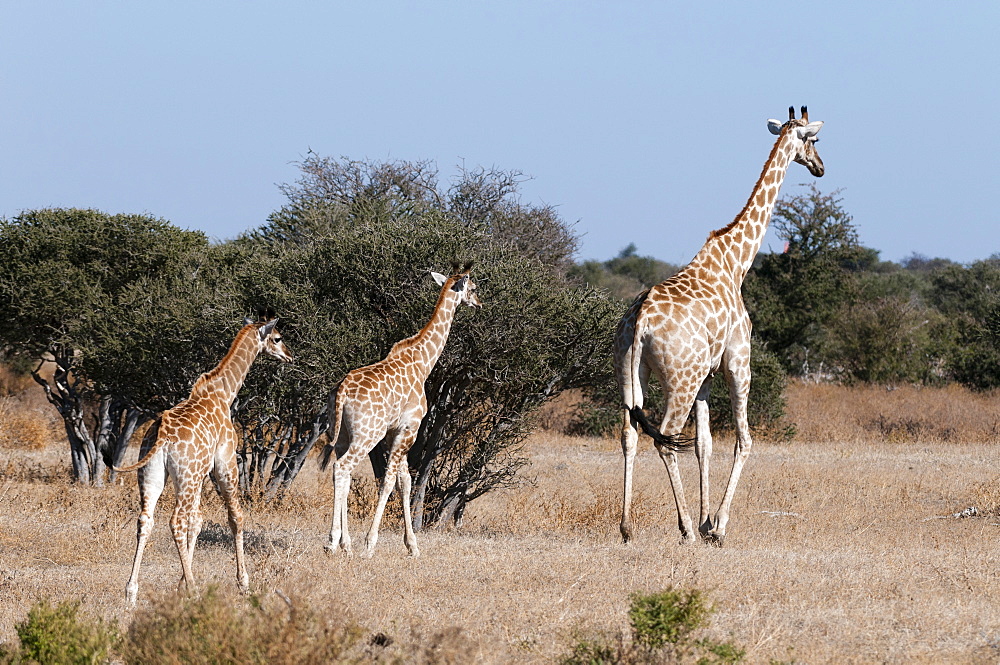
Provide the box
[703,129,797,282]
[392,281,462,382]
[192,326,260,405]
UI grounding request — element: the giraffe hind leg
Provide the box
[693,378,715,540]
[620,407,639,543]
[170,486,202,595]
[327,454,360,555]
[363,427,419,558]
[708,352,754,547]
[125,455,166,607]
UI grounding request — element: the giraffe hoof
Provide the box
[705,532,725,548]
[407,548,420,558]
[324,543,352,557]
[360,549,375,560]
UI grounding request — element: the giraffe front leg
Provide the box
[362,463,398,559]
[212,453,249,594]
[364,426,419,558]
[710,344,754,547]
[659,387,700,545]
[659,449,697,544]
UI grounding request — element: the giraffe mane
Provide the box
[387,274,461,355]
[706,122,793,241]
[191,323,258,395]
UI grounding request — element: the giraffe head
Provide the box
[245,317,294,362]
[431,263,482,309]
[767,105,825,177]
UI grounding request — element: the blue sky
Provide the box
[2,2,998,266]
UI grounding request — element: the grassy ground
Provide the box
[2,381,1000,663]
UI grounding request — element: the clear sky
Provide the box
[2,2,998,266]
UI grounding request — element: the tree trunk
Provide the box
[263,409,327,502]
[32,352,101,485]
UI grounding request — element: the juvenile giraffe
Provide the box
[117,318,293,606]
[320,265,481,558]
[614,107,825,546]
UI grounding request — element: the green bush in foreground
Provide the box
[3,599,119,665]
[561,587,745,665]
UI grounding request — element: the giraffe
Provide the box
[614,106,824,547]
[320,264,481,558]
[116,318,293,606]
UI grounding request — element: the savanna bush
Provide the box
[3,599,119,665]
[560,587,745,665]
[121,587,365,665]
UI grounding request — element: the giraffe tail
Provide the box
[629,407,694,453]
[318,387,344,473]
[113,418,164,473]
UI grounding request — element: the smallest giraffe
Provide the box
[116,318,293,606]
[320,264,481,559]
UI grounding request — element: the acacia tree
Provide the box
[233,157,621,521]
[0,209,210,484]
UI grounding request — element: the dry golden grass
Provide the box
[3,381,1000,663]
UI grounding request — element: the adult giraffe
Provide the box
[614,106,824,546]
[320,264,481,558]
[116,318,293,606]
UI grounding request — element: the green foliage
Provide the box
[0,208,209,359]
[560,588,745,665]
[926,257,1000,390]
[628,589,711,650]
[744,186,868,375]
[822,297,949,385]
[11,599,119,665]
[0,208,212,483]
[559,636,622,665]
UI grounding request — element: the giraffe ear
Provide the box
[431,272,448,286]
[244,317,255,326]
[797,121,824,139]
[260,318,278,338]
[451,276,468,292]
[767,119,783,135]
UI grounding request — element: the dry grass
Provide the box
[3,381,1000,663]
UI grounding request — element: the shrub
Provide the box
[121,587,363,665]
[12,599,119,665]
[628,588,711,650]
[560,587,745,665]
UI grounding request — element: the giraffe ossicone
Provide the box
[118,318,293,607]
[613,106,824,547]
[320,264,481,559]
